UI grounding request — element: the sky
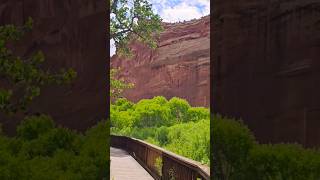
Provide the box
[110,0,210,56]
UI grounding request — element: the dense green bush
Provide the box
[155,126,169,146]
[111,96,210,165]
[245,144,320,180]
[0,115,109,180]
[113,97,134,111]
[167,97,191,123]
[187,107,210,122]
[111,96,208,129]
[17,115,54,140]
[212,115,255,179]
[212,115,320,180]
[165,119,210,164]
[133,97,172,127]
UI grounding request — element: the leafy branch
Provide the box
[0,18,77,115]
[110,68,134,101]
[110,0,163,56]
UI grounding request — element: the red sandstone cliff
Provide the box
[0,0,107,135]
[111,16,210,107]
[213,0,320,146]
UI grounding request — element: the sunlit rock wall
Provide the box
[111,16,210,107]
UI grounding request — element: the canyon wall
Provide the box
[213,0,320,146]
[111,16,210,107]
[0,0,107,135]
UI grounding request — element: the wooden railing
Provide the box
[111,135,210,180]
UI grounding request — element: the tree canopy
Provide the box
[110,0,163,55]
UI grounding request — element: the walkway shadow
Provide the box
[110,147,131,158]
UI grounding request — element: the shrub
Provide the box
[130,127,157,140]
[244,144,320,180]
[212,115,320,180]
[0,115,109,180]
[17,115,54,140]
[156,126,169,146]
[81,120,109,178]
[39,128,78,156]
[167,97,191,123]
[166,119,210,164]
[111,110,134,129]
[133,100,171,127]
[114,98,134,111]
[187,107,210,122]
[212,115,255,179]
[0,151,31,180]
[151,96,168,105]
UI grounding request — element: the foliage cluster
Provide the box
[110,68,134,101]
[0,18,76,115]
[111,96,210,165]
[110,0,163,56]
[0,115,109,180]
[212,115,320,180]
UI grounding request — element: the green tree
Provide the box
[110,68,133,101]
[110,0,163,56]
[110,0,163,101]
[0,18,76,115]
[167,97,191,123]
[133,99,171,127]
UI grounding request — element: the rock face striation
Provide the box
[0,0,107,135]
[213,0,320,147]
[111,16,210,107]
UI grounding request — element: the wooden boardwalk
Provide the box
[110,147,154,180]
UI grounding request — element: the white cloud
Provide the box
[160,2,203,22]
[194,0,210,15]
[151,0,210,22]
[110,39,116,57]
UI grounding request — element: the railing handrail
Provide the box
[110,134,210,180]
[132,136,210,177]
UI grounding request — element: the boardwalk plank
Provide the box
[110,147,154,180]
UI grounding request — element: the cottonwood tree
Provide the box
[0,18,76,115]
[110,0,163,55]
[110,0,163,99]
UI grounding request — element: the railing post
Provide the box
[161,154,165,180]
[145,145,148,168]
